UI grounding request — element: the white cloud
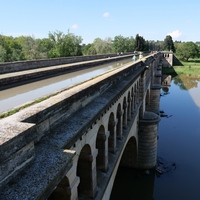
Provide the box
[167,30,182,39]
[71,24,78,30]
[103,12,110,18]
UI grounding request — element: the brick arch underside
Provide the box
[120,136,137,168]
[77,144,95,198]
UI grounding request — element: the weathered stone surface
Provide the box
[0,52,165,199]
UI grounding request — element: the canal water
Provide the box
[0,58,132,114]
[111,74,200,200]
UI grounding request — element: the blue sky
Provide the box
[0,0,199,44]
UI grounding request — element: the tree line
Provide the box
[0,30,199,62]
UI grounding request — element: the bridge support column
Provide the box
[127,96,132,121]
[117,110,123,139]
[48,152,80,200]
[97,130,109,172]
[137,111,160,169]
[147,85,161,114]
[77,148,98,198]
[108,119,117,153]
[131,94,135,113]
[153,63,162,86]
[123,103,128,129]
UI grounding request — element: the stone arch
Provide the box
[108,112,116,153]
[77,144,96,198]
[120,136,137,168]
[96,125,108,172]
[48,176,70,200]
[116,103,122,139]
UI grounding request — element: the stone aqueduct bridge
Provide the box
[0,52,172,200]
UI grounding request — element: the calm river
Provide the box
[111,74,200,200]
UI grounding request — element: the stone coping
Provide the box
[0,141,76,200]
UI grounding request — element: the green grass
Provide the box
[173,65,200,75]
[163,58,200,75]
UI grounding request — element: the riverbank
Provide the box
[163,58,200,76]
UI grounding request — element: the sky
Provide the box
[0,0,199,44]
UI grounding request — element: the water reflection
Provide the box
[173,74,200,90]
[189,82,200,108]
[155,75,200,200]
[173,74,200,108]
[111,74,200,200]
[110,167,155,200]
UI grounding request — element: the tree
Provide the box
[148,40,162,51]
[175,42,199,62]
[35,38,54,59]
[112,35,125,53]
[127,36,135,52]
[16,36,39,60]
[82,43,92,55]
[134,34,147,51]
[162,35,175,52]
[113,35,135,53]
[48,30,83,58]
[0,45,6,62]
[0,35,25,62]
[91,37,113,55]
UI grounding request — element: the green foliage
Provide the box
[0,35,25,62]
[0,45,6,62]
[112,35,135,53]
[48,30,83,58]
[175,42,199,62]
[148,40,162,51]
[0,31,83,62]
[17,36,39,60]
[134,34,148,51]
[82,37,114,55]
[82,43,92,55]
[35,38,53,58]
[162,35,175,52]
[1,30,200,63]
